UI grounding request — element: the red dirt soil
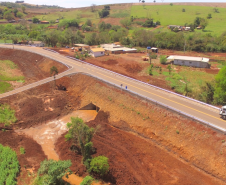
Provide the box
[1,73,226,184]
[56,111,222,185]
[0,130,47,185]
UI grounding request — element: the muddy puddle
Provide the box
[16,110,100,185]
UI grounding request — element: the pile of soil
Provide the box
[0,130,47,185]
[0,82,79,129]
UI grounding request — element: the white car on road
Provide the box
[219,106,226,119]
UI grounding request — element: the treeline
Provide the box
[1,18,226,52]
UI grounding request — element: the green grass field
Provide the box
[0,60,25,94]
[147,65,215,99]
[36,9,100,24]
[131,5,226,36]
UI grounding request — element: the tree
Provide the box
[160,55,167,64]
[200,18,208,31]
[194,17,202,27]
[167,64,172,74]
[182,8,185,12]
[21,5,26,13]
[50,66,58,88]
[4,11,13,21]
[98,9,109,18]
[104,5,110,10]
[214,66,226,104]
[148,65,153,75]
[120,18,131,27]
[199,82,215,103]
[65,117,98,162]
[90,4,96,12]
[142,0,145,8]
[159,66,162,74]
[170,3,173,6]
[89,156,109,176]
[16,12,23,18]
[13,8,18,16]
[143,19,154,27]
[34,159,72,185]
[207,13,212,19]
[86,19,92,27]
[80,176,94,185]
[213,7,219,13]
[32,17,39,23]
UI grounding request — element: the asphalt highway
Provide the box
[0,44,225,132]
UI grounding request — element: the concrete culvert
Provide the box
[79,103,100,112]
[57,84,67,91]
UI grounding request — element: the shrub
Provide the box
[182,8,185,12]
[148,67,153,75]
[80,176,94,185]
[89,156,109,176]
[0,144,20,185]
[150,53,157,59]
[207,13,212,19]
[34,159,72,185]
[160,55,167,64]
[0,104,17,126]
[20,147,25,155]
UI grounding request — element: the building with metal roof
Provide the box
[90,48,105,57]
[167,55,210,68]
[101,44,137,54]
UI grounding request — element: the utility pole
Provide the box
[184,40,186,54]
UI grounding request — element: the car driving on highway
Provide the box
[219,106,226,119]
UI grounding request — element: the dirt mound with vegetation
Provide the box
[1,73,226,184]
[0,48,68,87]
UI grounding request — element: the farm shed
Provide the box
[167,55,210,68]
[90,48,105,57]
[101,44,137,54]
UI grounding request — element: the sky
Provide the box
[4,0,226,8]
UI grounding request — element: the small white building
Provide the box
[90,48,105,57]
[167,55,210,68]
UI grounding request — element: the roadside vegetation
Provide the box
[0,104,17,126]
[0,144,20,185]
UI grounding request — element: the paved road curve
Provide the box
[0,44,225,132]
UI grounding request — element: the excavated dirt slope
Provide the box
[0,48,68,87]
[1,73,226,184]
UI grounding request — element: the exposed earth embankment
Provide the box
[1,73,226,184]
